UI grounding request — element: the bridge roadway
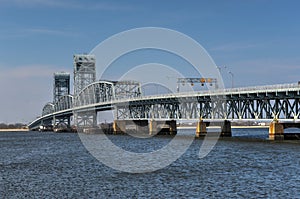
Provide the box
[29,83,300,132]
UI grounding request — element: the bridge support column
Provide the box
[167,120,177,135]
[149,119,157,135]
[149,120,177,135]
[195,120,231,138]
[221,120,232,137]
[269,121,284,140]
[113,120,126,134]
[196,120,207,137]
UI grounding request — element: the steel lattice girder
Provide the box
[54,95,73,112]
[53,72,70,103]
[114,90,300,120]
[73,54,96,96]
[75,81,114,107]
[42,103,55,116]
[113,80,141,99]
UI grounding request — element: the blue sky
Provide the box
[0,0,300,123]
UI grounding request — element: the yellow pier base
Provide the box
[113,120,126,135]
[269,121,284,140]
[149,120,158,135]
[149,120,177,135]
[196,120,207,137]
[195,120,232,138]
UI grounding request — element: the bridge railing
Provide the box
[223,83,300,94]
[106,82,300,104]
[49,82,300,111]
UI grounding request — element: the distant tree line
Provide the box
[0,123,27,129]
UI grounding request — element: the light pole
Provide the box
[228,71,234,88]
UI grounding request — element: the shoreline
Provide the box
[0,129,29,132]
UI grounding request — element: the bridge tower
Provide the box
[73,54,96,95]
[53,72,70,102]
[73,54,97,129]
[53,72,71,127]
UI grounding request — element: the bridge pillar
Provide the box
[221,120,232,137]
[149,120,177,135]
[149,119,158,135]
[269,121,284,140]
[113,120,126,134]
[167,120,177,135]
[195,120,231,138]
[196,120,207,137]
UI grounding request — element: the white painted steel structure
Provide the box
[29,82,300,130]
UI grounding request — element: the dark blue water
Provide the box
[1,129,300,198]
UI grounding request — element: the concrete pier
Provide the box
[196,120,207,137]
[268,120,300,140]
[196,120,232,138]
[112,120,176,135]
[149,119,158,135]
[149,120,177,135]
[220,120,232,137]
[113,120,126,134]
[166,120,177,135]
[269,121,285,140]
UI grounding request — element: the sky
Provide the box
[0,0,300,123]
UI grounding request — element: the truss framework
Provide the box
[73,54,96,96]
[53,72,70,103]
[114,90,300,120]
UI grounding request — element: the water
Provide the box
[1,129,300,198]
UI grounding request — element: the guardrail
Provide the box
[108,82,300,104]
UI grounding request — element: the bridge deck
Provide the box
[28,83,300,130]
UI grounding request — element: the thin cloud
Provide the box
[0,27,78,39]
[25,28,77,37]
[0,0,133,11]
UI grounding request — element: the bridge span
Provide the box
[27,54,300,140]
[29,81,300,140]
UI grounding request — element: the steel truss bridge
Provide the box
[29,82,300,130]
